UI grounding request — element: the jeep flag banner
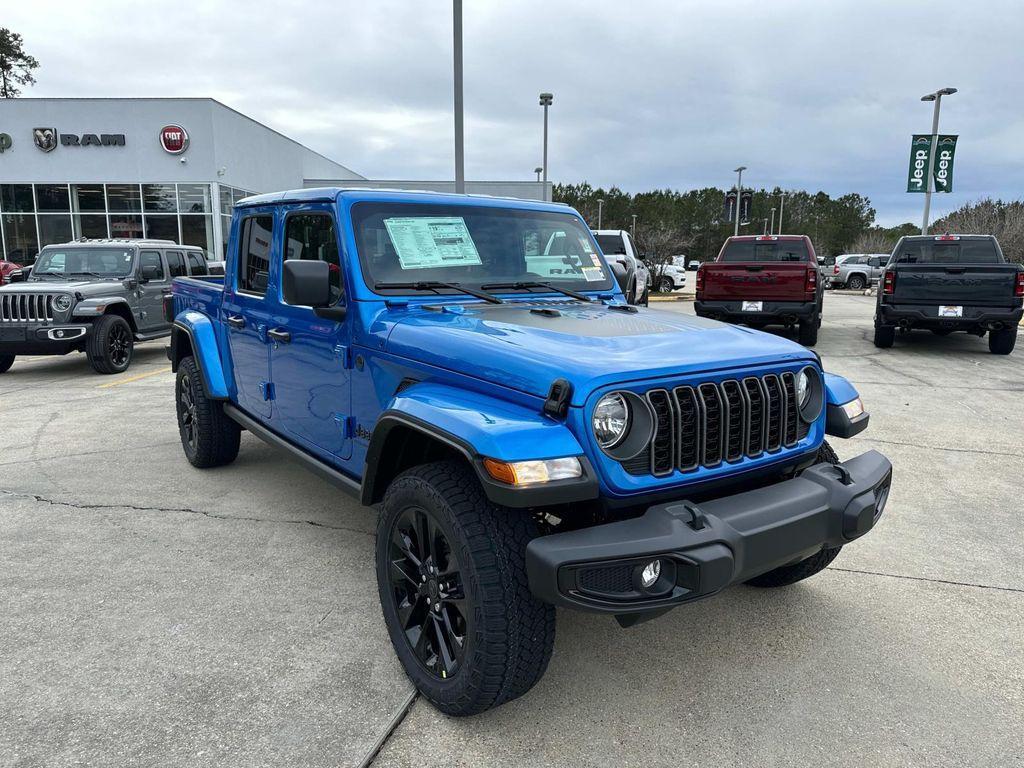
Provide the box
[723,190,737,221]
[907,135,958,193]
[906,135,933,193]
[932,135,958,192]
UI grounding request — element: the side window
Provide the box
[166,250,188,278]
[238,215,274,296]
[139,250,165,281]
[284,212,342,303]
[187,251,208,276]
[868,256,882,268]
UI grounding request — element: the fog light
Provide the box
[640,559,661,588]
[55,330,64,338]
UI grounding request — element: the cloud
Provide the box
[6,0,1022,225]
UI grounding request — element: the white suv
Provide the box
[653,255,688,293]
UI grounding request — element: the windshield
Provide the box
[32,247,134,279]
[352,202,614,295]
[720,239,809,263]
[894,238,1003,264]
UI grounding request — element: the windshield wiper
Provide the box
[481,281,593,302]
[67,271,110,279]
[373,280,503,304]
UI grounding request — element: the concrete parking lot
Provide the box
[1,293,1021,768]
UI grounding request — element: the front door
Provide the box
[222,212,276,419]
[137,249,170,332]
[268,205,352,460]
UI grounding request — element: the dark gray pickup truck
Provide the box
[874,234,1023,354]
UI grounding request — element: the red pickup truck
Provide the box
[695,235,823,346]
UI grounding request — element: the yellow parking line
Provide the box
[98,367,172,388]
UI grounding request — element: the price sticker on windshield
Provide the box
[384,217,483,270]
[938,305,963,318]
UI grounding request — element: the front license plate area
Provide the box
[0,327,27,342]
[742,301,763,312]
[938,305,963,318]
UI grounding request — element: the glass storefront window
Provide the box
[143,184,178,212]
[107,185,143,212]
[110,215,144,239]
[1,185,35,213]
[2,214,40,265]
[36,184,71,212]
[232,187,251,204]
[221,214,232,256]
[219,186,234,216]
[145,215,180,242]
[72,185,107,212]
[178,184,211,213]
[74,215,109,239]
[38,214,73,247]
[181,215,215,257]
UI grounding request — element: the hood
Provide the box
[384,301,815,404]
[0,280,122,298]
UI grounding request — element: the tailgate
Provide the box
[890,265,1018,305]
[702,263,810,301]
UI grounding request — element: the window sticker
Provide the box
[383,216,483,270]
[579,237,595,254]
[581,266,605,282]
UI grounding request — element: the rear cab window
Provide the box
[594,234,627,255]
[238,215,274,295]
[895,238,1004,264]
[166,250,188,278]
[720,239,809,262]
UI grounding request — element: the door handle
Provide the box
[267,328,291,344]
[225,314,246,329]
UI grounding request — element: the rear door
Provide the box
[703,237,811,301]
[267,205,353,460]
[890,237,1018,305]
[221,211,277,418]
[137,249,170,332]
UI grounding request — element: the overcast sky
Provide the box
[6,0,1022,225]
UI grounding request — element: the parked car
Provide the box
[694,234,824,346]
[687,259,701,270]
[0,260,21,286]
[874,234,1023,354]
[832,253,887,290]
[592,229,649,305]
[652,256,688,293]
[167,188,892,715]
[0,238,211,375]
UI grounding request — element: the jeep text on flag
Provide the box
[932,135,957,192]
[906,135,933,193]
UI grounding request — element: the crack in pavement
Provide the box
[829,565,1024,595]
[356,689,419,768]
[0,490,374,537]
[851,436,1022,459]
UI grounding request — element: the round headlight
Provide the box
[53,294,72,312]
[796,369,811,409]
[593,392,630,449]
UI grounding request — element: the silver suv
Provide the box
[0,239,211,375]
[831,253,887,290]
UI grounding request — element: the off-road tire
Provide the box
[847,274,867,291]
[0,354,14,374]
[87,314,133,374]
[175,356,240,468]
[745,441,842,588]
[376,460,555,716]
[988,327,1017,355]
[798,318,818,346]
[657,277,674,294]
[873,323,895,348]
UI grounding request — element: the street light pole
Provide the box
[539,93,553,201]
[631,214,637,238]
[920,87,957,234]
[733,166,746,237]
[777,191,786,234]
[453,0,465,194]
[597,198,605,229]
[769,207,776,234]
[534,167,543,183]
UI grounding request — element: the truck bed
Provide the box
[170,275,224,320]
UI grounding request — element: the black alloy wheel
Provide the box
[108,322,131,368]
[387,505,467,680]
[178,371,198,453]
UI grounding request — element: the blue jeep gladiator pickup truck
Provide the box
[167,188,892,715]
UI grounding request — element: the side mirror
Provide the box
[283,259,345,320]
[637,253,648,262]
[140,265,161,282]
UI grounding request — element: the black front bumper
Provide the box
[0,324,91,355]
[526,450,892,615]
[695,299,817,324]
[878,302,1023,330]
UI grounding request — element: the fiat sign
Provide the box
[159,124,189,154]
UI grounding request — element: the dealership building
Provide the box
[0,98,547,265]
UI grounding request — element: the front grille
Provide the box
[623,370,807,477]
[0,293,56,323]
